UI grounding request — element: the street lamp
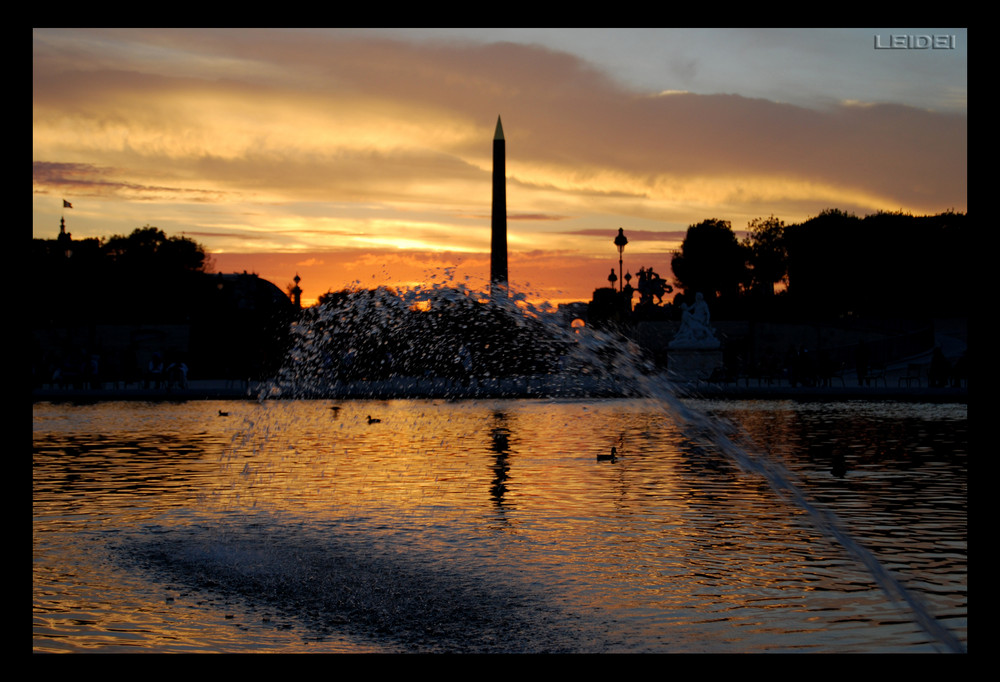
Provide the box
[291,273,302,309]
[613,228,628,293]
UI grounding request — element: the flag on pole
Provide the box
[63,199,73,208]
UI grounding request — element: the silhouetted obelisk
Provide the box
[490,116,508,298]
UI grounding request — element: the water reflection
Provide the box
[488,410,512,509]
[33,399,966,652]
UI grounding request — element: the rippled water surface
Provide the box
[33,398,967,652]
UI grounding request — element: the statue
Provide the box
[669,292,720,349]
[635,267,673,307]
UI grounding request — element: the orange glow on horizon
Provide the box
[208,242,684,310]
[34,29,965,313]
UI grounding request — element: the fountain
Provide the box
[33,276,966,653]
[257,280,964,653]
[265,282,648,401]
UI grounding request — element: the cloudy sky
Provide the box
[32,28,967,305]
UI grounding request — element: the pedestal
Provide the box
[667,348,724,382]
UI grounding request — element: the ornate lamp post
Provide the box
[290,273,303,309]
[613,228,628,293]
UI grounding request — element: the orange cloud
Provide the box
[33,29,966,305]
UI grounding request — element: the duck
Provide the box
[366,415,381,424]
[597,446,617,462]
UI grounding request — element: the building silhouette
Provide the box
[32,217,297,388]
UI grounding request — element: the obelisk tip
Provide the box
[494,116,504,141]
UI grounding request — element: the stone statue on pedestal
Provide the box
[669,292,720,349]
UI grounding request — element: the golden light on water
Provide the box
[34,396,967,652]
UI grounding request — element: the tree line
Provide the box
[33,225,211,325]
[669,209,968,320]
[33,226,296,382]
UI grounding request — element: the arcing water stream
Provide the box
[261,283,965,653]
[33,282,966,652]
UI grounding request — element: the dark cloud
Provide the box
[180,230,264,240]
[33,30,966,235]
[32,161,226,201]
[561,228,689,241]
[507,213,571,221]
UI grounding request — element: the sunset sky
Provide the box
[33,28,967,306]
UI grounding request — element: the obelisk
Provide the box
[490,115,508,298]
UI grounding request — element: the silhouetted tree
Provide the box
[103,226,208,274]
[783,208,861,317]
[741,215,787,297]
[91,226,210,323]
[670,218,748,308]
[783,209,968,319]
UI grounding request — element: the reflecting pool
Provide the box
[33,398,966,652]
